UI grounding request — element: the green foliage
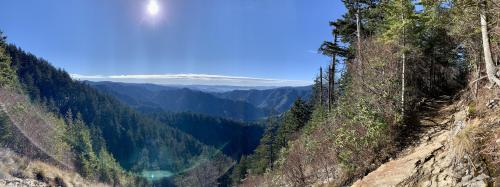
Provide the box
[331,99,390,167]
[64,112,138,185]
[0,110,12,144]
[66,113,99,178]
[330,0,384,59]
[5,44,211,174]
[303,104,328,136]
[275,98,312,148]
[148,112,264,160]
[0,32,18,89]
[378,0,419,46]
[229,98,314,184]
[251,125,276,174]
[230,156,248,184]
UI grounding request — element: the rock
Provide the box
[462,175,473,182]
[473,174,489,182]
[460,174,490,187]
[486,99,499,109]
[440,118,451,125]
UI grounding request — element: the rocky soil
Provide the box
[0,178,49,187]
[352,91,499,187]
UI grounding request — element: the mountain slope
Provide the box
[213,86,312,113]
[5,45,220,174]
[0,148,108,187]
[88,81,265,160]
[89,81,270,121]
[0,88,73,169]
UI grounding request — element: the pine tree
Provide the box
[0,32,17,89]
[379,0,419,117]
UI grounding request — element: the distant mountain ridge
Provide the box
[89,81,271,121]
[88,81,312,120]
[213,86,312,113]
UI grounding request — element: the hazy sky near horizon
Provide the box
[0,0,345,86]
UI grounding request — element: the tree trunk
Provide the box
[480,0,500,87]
[402,52,406,117]
[319,67,323,106]
[356,10,362,67]
[475,54,481,98]
[401,2,406,118]
[328,65,331,110]
[329,33,338,111]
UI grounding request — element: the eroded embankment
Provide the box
[352,90,499,187]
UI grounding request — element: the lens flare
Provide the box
[147,0,159,16]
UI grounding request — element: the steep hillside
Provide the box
[213,86,312,113]
[0,88,73,169]
[90,81,270,121]
[0,148,108,187]
[5,44,230,180]
[1,37,149,185]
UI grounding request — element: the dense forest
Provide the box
[5,44,214,172]
[0,39,242,186]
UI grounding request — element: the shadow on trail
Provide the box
[396,96,452,153]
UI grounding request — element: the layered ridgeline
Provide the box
[212,86,312,114]
[89,81,311,121]
[2,43,235,186]
[89,82,269,121]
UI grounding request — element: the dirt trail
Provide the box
[351,97,491,187]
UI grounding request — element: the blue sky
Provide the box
[0,0,345,86]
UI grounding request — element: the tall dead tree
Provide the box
[320,67,323,106]
[356,8,362,67]
[328,32,338,111]
[400,0,407,118]
[328,65,333,110]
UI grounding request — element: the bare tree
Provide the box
[320,67,323,106]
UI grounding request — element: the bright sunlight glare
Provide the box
[147,0,160,16]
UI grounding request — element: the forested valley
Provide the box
[1,0,500,187]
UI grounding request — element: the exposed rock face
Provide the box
[352,99,494,187]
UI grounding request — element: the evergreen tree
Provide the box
[252,124,276,174]
[0,32,17,89]
[275,98,312,148]
[67,113,99,179]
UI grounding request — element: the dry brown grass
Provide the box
[0,148,108,187]
[451,118,481,165]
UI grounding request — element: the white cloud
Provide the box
[70,73,312,87]
[70,74,106,79]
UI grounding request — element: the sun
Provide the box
[147,0,160,16]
